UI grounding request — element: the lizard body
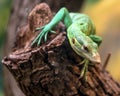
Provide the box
[32,7,102,78]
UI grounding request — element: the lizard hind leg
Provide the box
[89,35,102,46]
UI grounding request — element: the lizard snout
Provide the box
[92,52,101,64]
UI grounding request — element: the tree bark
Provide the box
[3,0,84,96]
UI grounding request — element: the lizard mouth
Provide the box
[90,52,101,64]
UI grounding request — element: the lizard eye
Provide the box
[83,46,89,52]
[72,38,75,44]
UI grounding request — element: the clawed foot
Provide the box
[79,59,89,81]
[31,25,56,46]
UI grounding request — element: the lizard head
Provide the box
[69,35,101,64]
[81,42,101,63]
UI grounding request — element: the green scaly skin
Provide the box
[31,8,102,80]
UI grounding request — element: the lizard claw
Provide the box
[44,30,56,42]
[50,30,56,34]
[31,25,56,46]
[37,31,45,46]
[79,59,89,81]
[35,26,45,31]
[31,26,45,46]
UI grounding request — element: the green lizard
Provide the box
[31,7,102,79]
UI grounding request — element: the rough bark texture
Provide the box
[3,2,120,96]
[3,0,84,96]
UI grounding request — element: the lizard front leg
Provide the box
[79,59,89,81]
[31,7,72,46]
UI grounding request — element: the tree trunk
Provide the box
[3,0,84,96]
